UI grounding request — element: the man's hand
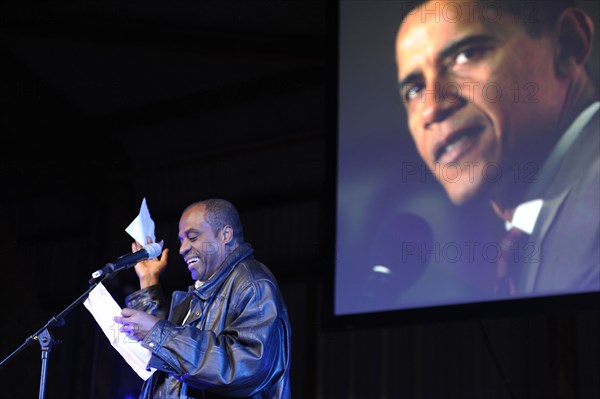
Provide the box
[133,239,169,288]
[114,308,160,342]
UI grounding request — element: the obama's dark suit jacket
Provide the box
[517,108,599,295]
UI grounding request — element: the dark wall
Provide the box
[0,2,598,399]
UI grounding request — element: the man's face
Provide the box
[396,0,566,205]
[178,205,226,281]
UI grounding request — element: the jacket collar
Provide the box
[190,242,254,301]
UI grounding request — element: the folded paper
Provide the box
[125,197,156,245]
[83,283,155,380]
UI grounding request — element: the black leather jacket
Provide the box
[126,243,292,398]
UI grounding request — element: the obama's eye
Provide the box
[454,46,490,66]
[401,82,425,102]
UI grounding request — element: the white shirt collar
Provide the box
[505,199,544,234]
[507,101,600,234]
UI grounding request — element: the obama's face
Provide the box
[396,1,566,205]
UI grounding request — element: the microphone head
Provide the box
[144,242,163,259]
[362,212,434,306]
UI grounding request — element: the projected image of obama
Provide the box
[395,0,599,295]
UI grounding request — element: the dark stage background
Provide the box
[0,1,598,399]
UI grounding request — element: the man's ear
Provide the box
[221,225,234,244]
[554,7,594,76]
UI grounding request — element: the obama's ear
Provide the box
[554,7,594,77]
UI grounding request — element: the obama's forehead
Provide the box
[398,0,533,26]
[396,1,524,77]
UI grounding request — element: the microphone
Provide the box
[361,212,434,309]
[91,242,162,279]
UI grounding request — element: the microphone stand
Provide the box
[0,270,119,399]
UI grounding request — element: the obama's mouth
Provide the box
[434,125,485,164]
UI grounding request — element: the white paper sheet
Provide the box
[83,283,156,380]
[125,197,156,245]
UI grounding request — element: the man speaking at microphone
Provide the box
[114,199,291,399]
